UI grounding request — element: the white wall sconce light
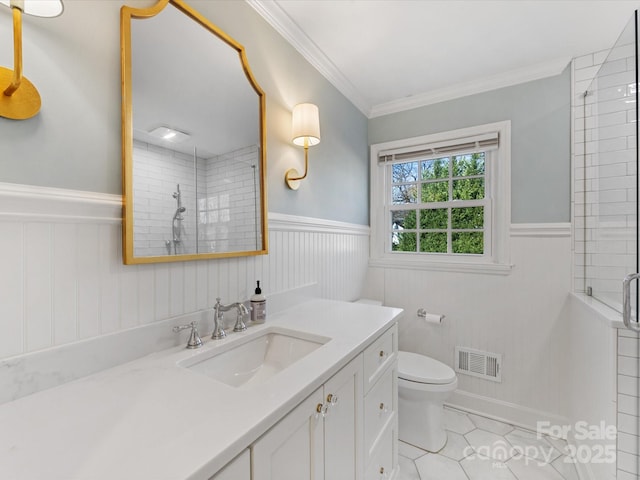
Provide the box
[285,103,320,190]
[0,0,63,120]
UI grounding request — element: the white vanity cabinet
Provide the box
[252,386,325,480]
[209,449,250,480]
[252,324,398,480]
[363,324,398,479]
[252,356,363,480]
[323,356,364,479]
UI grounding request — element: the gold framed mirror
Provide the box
[121,0,267,264]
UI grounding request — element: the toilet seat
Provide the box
[398,351,456,385]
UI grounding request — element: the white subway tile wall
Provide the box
[574,46,640,479]
[133,141,198,256]
[132,141,261,257]
[0,189,369,360]
[618,328,640,478]
[201,145,261,253]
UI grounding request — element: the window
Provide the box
[390,151,488,255]
[370,121,511,274]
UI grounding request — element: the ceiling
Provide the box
[250,0,640,118]
[131,2,260,158]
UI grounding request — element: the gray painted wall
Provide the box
[0,0,369,225]
[368,68,572,223]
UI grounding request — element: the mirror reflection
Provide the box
[121,0,267,264]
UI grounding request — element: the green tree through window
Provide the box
[391,152,486,255]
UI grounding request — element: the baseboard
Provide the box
[566,428,616,480]
[447,391,604,480]
[447,389,569,433]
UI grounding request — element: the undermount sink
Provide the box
[179,327,331,389]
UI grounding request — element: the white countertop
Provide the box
[0,299,402,480]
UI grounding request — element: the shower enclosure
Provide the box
[580,13,637,321]
[131,141,262,258]
[578,11,640,480]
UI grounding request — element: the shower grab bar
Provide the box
[623,273,640,331]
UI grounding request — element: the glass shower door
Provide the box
[583,13,637,321]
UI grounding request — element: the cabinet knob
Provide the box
[379,402,388,413]
[379,350,386,358]
[379,466,388,479]
[316,403,329,418]
[327,393,339,405]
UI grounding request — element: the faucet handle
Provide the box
[211,302,227,340]
[173,321,203,349]
[233,303,249,333]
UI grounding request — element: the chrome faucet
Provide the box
[212,297,250,339]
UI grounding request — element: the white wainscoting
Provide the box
[0,183,370,362]
[362,223,573,430]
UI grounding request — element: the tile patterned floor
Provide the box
[397,407,579,480]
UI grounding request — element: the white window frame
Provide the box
[370,121,512,275]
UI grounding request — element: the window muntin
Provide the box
[389,152,488,256]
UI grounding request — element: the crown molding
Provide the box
[369,57,571,118]
[247,0,371,116]
[247,1,570,119]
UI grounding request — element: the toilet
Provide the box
[398,351,458,452]
[353,299,458,453]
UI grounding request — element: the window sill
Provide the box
[368,257,514,275]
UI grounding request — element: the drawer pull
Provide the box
[327,393,339,405]
[379,402,389,413]
[379,350,386,359]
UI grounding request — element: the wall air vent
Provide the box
[455,347,502,382]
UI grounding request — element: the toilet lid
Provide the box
[398,351,456,384]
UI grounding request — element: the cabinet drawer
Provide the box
[364,368,395,457]
[363,324,397,392]
[365,419,394,480]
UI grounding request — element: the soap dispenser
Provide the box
[250,281,266,323]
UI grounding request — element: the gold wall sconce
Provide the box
[285,103,320,190]
[0,0,63,120]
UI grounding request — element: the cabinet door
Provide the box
[209,449,250,480]
[252,387,324,480]
[323,356,364,480]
